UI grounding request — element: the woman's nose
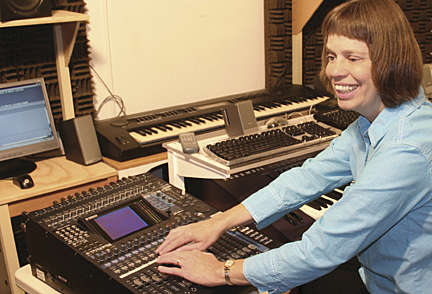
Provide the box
[327,60,348,78]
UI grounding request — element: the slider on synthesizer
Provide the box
[22,173,281,294]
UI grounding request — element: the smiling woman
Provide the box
[324,35,384,122]
[319,0,423,108]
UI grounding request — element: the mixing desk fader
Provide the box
[22,173,280,294]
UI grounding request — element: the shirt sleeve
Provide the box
[243,126,355,230]
[242,126,432,294]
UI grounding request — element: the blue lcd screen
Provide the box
[94,206,148,241]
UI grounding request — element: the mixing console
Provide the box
[22,173,280,294]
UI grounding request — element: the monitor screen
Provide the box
[79,197,168,243]
[0,78,60,179]
[93,206,149,241]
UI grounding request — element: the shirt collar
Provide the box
[358,88,427,147]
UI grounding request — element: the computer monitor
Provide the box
[0,78,60,180]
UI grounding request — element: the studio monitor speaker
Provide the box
[0,0,52,22]
[58,115,102,166]
[222,100,259,137]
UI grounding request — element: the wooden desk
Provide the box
[103,152,168,178]
[0,156,117,294]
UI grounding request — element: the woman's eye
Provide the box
[327,54,335,61]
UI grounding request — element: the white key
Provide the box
[299,195,337,220]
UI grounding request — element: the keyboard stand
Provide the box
[163,114,338,191]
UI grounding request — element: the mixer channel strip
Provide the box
[204,121,340,167]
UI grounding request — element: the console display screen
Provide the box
[93,206,149,241]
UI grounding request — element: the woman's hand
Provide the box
[157,249,225,287]
[156,204,254,255]
[156,216,223,255]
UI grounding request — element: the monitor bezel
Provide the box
[0,78,60,177]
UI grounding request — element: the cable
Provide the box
[272,60,291,88]
[286,111,308,122]
[89,65,127,119]
[95,94,126,118]
[309,104,315,115]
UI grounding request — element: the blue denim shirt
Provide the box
[242,90,432,294]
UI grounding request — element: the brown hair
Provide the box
[319,0,423,108]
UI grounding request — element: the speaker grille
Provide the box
[6,0,44,12]
[1,0,52,21]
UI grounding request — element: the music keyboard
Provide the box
[95,85,329,161]
[299,187,344,220]
[128,94,329,146]
[128,113,225,145]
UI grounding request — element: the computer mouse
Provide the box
[13,174,35,189]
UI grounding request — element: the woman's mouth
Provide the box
[334,84,359,94]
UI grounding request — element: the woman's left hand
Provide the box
[157,249,225,287]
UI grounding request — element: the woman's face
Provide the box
[325,34,385,122]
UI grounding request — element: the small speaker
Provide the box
[422,64,432,96]
[0,0,52,22]
[58,115,102,166]
[222,100,259,137]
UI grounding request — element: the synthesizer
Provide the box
[95,84,329,161]
[22,173,281,294]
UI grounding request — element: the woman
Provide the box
[157,0,432,293]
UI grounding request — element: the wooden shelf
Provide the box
[292,0,324,35]
[0,10,88,28]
